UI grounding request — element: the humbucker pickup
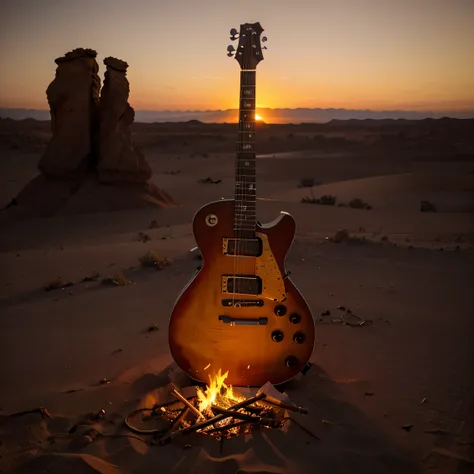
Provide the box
[222,238,262,257]
[222,299,264,307]
[222,275,262,296]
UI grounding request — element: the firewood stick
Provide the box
[159,393,267,444]
[210,405,261,422]
[171,389,205,420]
[160,406,190,439]
[261,395,308,414]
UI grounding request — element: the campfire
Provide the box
[126,369,309,444]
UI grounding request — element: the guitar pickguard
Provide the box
[255,232,286,302]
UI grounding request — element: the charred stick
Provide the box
[171,389,204,420]
[288,416,321,441]
[160,406,190,439]
[211,406,260,422]
[159,393,267,444]
[261,395,308,415]
[10,406,52,419]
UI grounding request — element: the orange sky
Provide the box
[1,0,473,112]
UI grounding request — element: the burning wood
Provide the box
[125,371,309,443]
[132,370,309,444]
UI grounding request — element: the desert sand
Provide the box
[0,117,473,473]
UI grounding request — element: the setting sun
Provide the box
[255,114,263,121]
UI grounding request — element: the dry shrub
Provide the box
[301,194,336,205]
[330,229,350,243]
[102,271,133,286]
[138,232,151,243]
[349,198,372,210]
[82,270,100,282]
[45,276,74,291]
[328,229,368,245]
[139,251,173,270]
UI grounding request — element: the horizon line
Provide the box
[2,106,474,114]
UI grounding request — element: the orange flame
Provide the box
[196,369,243,413]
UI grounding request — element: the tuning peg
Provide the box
[262,36,268,42]
[227,45,235,57]
[230,27,239,41]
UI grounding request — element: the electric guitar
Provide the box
[168,22,315,386]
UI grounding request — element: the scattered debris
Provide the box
[99,378,111,385]
[319,305,373,327]
[147,325,159,332]
[402,424,414,432]
[92,409,106,421]
[111,348,123,355]
[62,388,84,394]
[320,310,331,316]
[421,397,428,404]
[199,177,222,184]
[364,392,375,397]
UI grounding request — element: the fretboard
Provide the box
[234,70,257,238]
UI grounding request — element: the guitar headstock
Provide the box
[227,22,267,70]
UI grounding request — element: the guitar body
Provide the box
[169,199,315,386]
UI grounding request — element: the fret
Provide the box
[240,99,256,108]
[238,132,255,140]
[240,71,256,86]
[240,111,255,121]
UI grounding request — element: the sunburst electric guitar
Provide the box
[169,22,315,386]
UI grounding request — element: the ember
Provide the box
[125,371,309,444]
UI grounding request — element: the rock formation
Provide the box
[97,57,151,183]
[13,49,173,217]
[38,48,100,178]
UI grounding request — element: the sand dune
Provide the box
[1,119,473,473]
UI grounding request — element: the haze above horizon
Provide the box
[1,0,473,114]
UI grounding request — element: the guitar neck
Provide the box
[234,70,257,237]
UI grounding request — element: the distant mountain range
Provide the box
[1,107,473,123]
